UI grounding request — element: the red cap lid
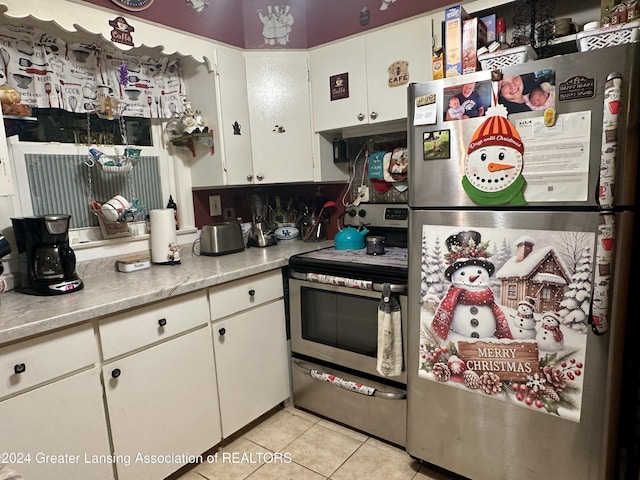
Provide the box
[496,17,506,32]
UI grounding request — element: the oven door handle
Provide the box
[372,282,406,294]
[292,359,406,400]
[290,270,407,294]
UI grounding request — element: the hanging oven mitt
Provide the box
[383,147,409,183]
[377,283,403,377]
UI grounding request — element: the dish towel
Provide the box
[377,283,403,377]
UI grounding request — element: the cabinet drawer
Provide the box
[100,290,209,360]
[0,323,97,399]
[209,270,283,321]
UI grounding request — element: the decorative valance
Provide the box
[0,22,186,118]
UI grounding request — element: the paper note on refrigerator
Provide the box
[516,111,591,202]
[413,93,437,125]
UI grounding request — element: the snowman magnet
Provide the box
[463,104,527,206]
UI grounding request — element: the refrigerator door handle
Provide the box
[292,359,406,400]
[591,213,616,335]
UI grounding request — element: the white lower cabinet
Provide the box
[0,275,292,480]
[0,368,113,480]
[102,326,221,480]
[213,300,290,437]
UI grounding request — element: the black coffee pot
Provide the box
[11,215,83,295]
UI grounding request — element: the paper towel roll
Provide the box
[150,209,180,264]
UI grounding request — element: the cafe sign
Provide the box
[330,73,349,101]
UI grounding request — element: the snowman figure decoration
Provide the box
[511,296,537,340]
[431,230,513,340]
[463,104,527,206]
[536,312,564,353]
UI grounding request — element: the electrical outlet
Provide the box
[223,207,236,220]
[209,195,222,216]
[357,185,370,203]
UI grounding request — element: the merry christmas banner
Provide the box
[418,224,596,422]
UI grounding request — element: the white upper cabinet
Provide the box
[309,35,368,133]
[310,16,432,132]
[215,47,255,186]
[189,46,254,188]
[244,51,314,184]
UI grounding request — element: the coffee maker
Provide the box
[11,215,83,295]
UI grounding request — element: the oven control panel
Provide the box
[384,207,409,221]
[344,204,408,229]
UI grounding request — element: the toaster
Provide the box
[200,222,245,256]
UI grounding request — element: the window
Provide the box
[9,138,172,232]
[7,111,152,146]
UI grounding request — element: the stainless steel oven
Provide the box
[287,204,409,446]
[289,276,408,383]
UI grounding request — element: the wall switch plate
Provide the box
[357,185,370,203]
[209,195,222,216]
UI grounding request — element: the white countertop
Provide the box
[0,240,332,346]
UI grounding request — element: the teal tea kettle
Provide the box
[334,214,369,250]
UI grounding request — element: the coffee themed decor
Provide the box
[110,0,155,11]
[0,22,186,118]
[109,16,136,47]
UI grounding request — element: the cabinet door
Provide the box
[216,47,255,186]
[309,36,368,132]
[0,368,113,480]
[365,17,432,124]
[103,327,221,480]
[213,300,290,437]
[245,51,314,184]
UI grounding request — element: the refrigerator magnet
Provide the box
[419,224,594,422]
[423,130,450,160]
[413,93,437,125]
[462,105,527,206]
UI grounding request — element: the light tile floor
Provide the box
[171,405,461,480]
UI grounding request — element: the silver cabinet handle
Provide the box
[256,174,264,181]
[357,113,365,121]
[246,174,253,182]
[369,111,378,120]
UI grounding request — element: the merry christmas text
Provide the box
[458,341,540,382]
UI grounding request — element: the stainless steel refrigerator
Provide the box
[406,43,639,480]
